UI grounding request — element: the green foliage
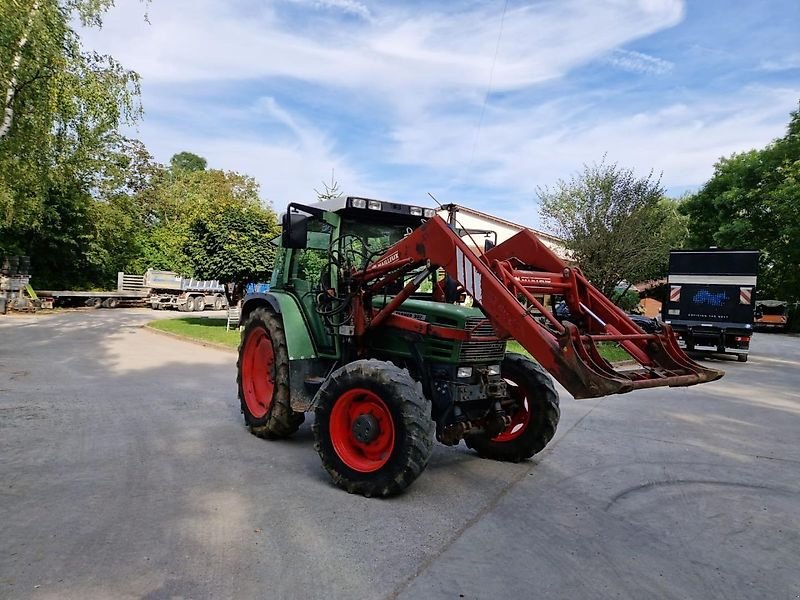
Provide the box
[188,197,279,284]
[612,289,641,312]
[681,103,800,302]
[0,0,141,236]
[539,160,687,297]
[170,151,207,173]
[0,4,279,292]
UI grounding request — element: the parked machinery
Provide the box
[238,197,723,496]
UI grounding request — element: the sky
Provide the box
[81,0,800,231]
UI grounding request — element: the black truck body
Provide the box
[661,249,759,362]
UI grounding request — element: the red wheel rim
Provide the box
[329,388,395,473]
[493,380,531,442]
[241,328,275,419]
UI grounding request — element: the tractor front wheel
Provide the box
[465,353,560,462]
[313,360,434,497]
[237,307,304,438]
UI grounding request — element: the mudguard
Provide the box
[240,291,317,360]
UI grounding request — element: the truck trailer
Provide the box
[144,270,228,312]
[33,270,228,311]
[661,249,759,362]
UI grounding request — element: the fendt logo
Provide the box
[374,251,400,269]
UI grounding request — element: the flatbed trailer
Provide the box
[34,289,149,309]
[34,271,228,311]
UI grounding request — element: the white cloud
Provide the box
[77,0,798,232]
[759,53,800,72]
[84,0,685,105]
[607,49,674,75]
[280,0,372,20]
[384,85,800,226]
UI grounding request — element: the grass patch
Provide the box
[148,317,240,349]
[507,340,632,363]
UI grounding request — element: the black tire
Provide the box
[194,296,205,312]
[183,298,194,312]
[85,297,102,309]
[151,302,160,310]
[237,307,304,438]
[465,353,560,462]
[313,360,434,497]
[737,354,748,363]
[102,297,119,309]
[213,296,224,311]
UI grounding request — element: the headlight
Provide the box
[409,206,423,216]
[367,200,382,210]
[350,198,367,209]
[457,367,473,378]
[487,364,501,376]
[423,208,436,218]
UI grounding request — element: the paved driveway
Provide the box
[1,310,798,599]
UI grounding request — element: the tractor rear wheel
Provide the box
[313,360,434,497]
[237,307,304,438]
[465,353,560,462]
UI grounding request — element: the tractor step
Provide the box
[304,376,326,393]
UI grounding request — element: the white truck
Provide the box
[143,270,228,312]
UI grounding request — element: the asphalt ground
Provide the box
[1,309,798,599]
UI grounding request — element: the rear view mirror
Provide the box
[282,212,308,249]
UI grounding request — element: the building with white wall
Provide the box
[437,204,569,261]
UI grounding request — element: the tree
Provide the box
[0,0,141,255]
[134,166,279,284]
[315,169,343,201]
[681,103,800,303]
[169,151,207,173]
[538,160,686,299]
[188,203,278,285]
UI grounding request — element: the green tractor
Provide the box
[237,196,721,497]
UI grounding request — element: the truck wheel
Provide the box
[85,298,102,309]
[237,307,304,438]
[102,297,119,309]
[313,360,434,497]
[213,296,224,311]
[194,296,205,312]
[737,354,748,363]
[183,298,194,312]
[465,353,560,463]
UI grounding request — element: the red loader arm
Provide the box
[352,216,723,399]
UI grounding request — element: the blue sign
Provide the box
[693,289,729,306]
[246,282,270,294]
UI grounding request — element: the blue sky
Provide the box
[82,0,800,230]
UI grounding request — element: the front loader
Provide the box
[237,196,723,497]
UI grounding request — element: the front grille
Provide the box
[460,317,506,362]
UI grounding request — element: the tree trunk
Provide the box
[0,0,41,140]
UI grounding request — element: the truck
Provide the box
[26,269,227,311]
[236,196,723,497]
[661,249,759,362]
[144,270,228,312]
[754,299,788,332]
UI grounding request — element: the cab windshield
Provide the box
[338,219,414,270]
[340,218,436,295]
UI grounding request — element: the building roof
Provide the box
[440,203,564,245]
